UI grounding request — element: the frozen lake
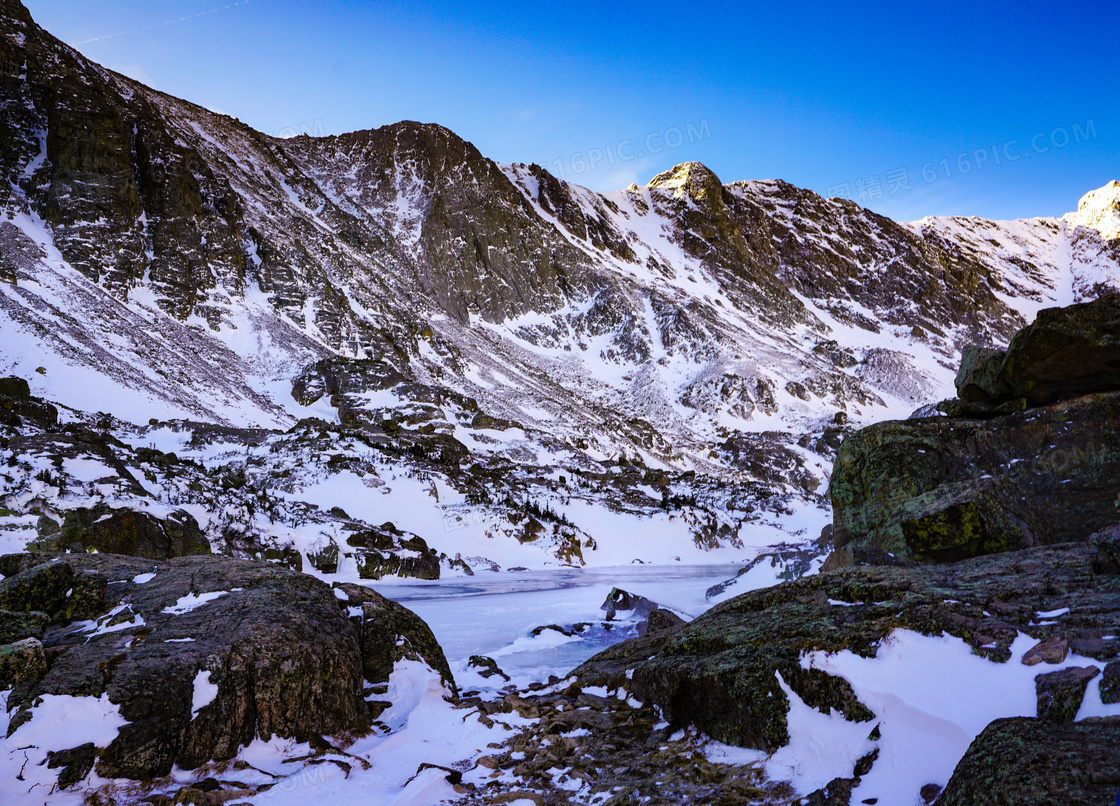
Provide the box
[375,564,744,689]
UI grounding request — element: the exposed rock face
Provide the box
[831,296,1120,566]
[938,716,1120,806]
[955,293,1120,407]
[830,391,1120,563]
[334,581,456,696]
[574,543,1119,754]
[36,504,209,559]
[0,552,453,785]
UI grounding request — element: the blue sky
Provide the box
[23,0,1120,220]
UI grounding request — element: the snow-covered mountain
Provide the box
[2,0,1119,571]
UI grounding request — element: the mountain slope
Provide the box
[1,0,1119,566]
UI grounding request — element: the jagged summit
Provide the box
[647,162,726,207]
[1069,179,1120,240]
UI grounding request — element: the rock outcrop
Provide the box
[0,552,454,788]
[830,295,1120,566]
[938,716,1120,806]
[955,292,1120,408]
[574,543,1119,754]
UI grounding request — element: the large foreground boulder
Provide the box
[956,293,1120,407]
[574,543,1119,755]
[938,716,1120,806]
[0,552,453,787]
[831,294,1120,566]
[829,391,1120,564]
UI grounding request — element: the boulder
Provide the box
[938,716,1120,806]
[645,607,686,634]
[0,376,58,428]
[955,293,1120,407]
[334,582,457,697]
[574,543,1120,753]
[1035,666,1099,722]
[0,637,46,687]
[601,587,657,621]
[830,391,1120,564]
[833,296,1120,566]
[6,553,377,780]
[36,505,209,559]
[0,559,74,615]
[0,609,49,643]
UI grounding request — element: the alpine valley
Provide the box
[1,1,1120,804]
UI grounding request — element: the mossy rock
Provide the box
[939,716,1120,806]
[38,506,209,560]
[0,637,47,687]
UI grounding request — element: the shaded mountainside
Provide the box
[1,0,1120,566]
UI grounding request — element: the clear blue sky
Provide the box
[23,0,1120,221]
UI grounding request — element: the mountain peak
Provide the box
[1070,179,1120,240]
[647,162,725,206]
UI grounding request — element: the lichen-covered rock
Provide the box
[34,505,210,560]
[575,543,1120,753]
[0,608,49,643]
[1035,666,1100,722]
[6,553,372,780]
[830,391,1120,564]
[956,293,1120,407]
[0,636,46,687]
[939,716,1120,806]
[334,582,456,696]
[0,559,73,614]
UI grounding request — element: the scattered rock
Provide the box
[1021,635,1069,666]
[1035,666,1100,722]
[0,636,46,687]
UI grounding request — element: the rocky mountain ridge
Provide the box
[1,0,1120,570]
